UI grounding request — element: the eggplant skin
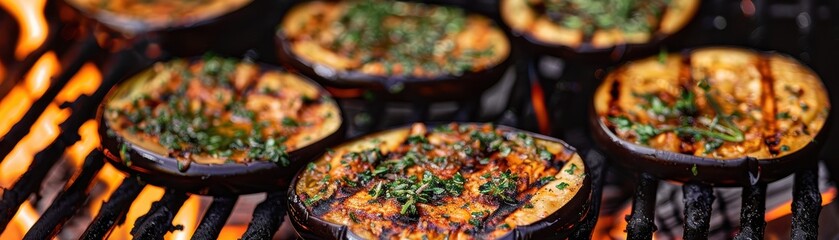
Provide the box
[500,0,699,49]
[103,58,341,166]
[593,47,830,160]
[279,0,509,78]
[289,123,591,240]
[64,0,252,31]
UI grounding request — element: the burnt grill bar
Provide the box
[791,168,821,240]
[453,98,481,122]
[242,191,287,239]
[735,183,766,239]
[682,183,714,240]
[0,36,99,162]
[80,177,145,240]
[0,8,62,98]
[130,189,189,239]
[626,173,659,240]
[192,196,238,240]
[734,182,767,239]
[0,40,149,234]
[0,140,67,233]
[23,150,104,240]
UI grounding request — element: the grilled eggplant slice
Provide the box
[289,123,591,239]
[97,56,343,195]
[65,0,252,32]
[59,0,282,56]
[276,0,511,101]
[592,47,831,184]
[500,0,699,59]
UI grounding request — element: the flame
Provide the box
[0,0,48,60]
[0,52,59,136]
[167,196,200,240]
[765,187,836,221]
[0,0,48,59]
[108,186,165,239]
[65,120,100,167]
[219,225,248,239]
[591,203,635,240]
[56,63,102,103]
[87,164,126,217]
[593,187,837,239]
[529,79,551,135]
[0,202,39,239]
[0,104,70,185]
[0,60,5,81]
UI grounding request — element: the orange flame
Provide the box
[0,59,104,239]
[87,164,127,217]
[0,202,39,239]
[0,52,59,136]
[593,187,837,239]
[0,104,70,185]
[65,120,100,167]
[529,80,551,135]
[765,187,836,221]
[167,196,201,240]
[219,225,248,239]
[0,0,49,60]
[56,63,102,103]
[111,186,164,239]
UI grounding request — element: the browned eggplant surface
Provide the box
[290,123,590,239]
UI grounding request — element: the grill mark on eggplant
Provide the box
[299,123,582,238]
[607,68,625,117]
[676,51,695,154]
[757,54,781,155]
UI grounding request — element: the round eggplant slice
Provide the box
[97,56,344,195]
[591,47,831,185]
[59,0,283,56]
[276,0,511,101]
[500,0,699,61]
[288,123,592,239]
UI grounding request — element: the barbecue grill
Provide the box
[0,0,836,239]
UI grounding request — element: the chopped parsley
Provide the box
[478,170,519,204]
[555,182,569,190]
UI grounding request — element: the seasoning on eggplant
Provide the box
[501,0,699,48]
[103,56,342,167]
[280,0,510,77]
[594,47,830,159]
[293,123,587,239]
[66,0,251,27]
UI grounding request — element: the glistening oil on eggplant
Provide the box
[590,47,831,186]
[287,123,592,239]
[97,56,345,196]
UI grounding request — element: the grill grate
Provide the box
[0,0,836,239]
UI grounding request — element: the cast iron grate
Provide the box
[0,2,608,239]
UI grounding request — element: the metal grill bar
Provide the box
[192,196,238,240]
[130,189,189,239]
[0,13,62,98]
[81,177,145,240]
[791,168,821,240]
[570,149,607,239]
[627,173,659,240]
[0,36,99,162]
[682,183,714,240]
[734,182,766,239]
[453,98,481,122]
[408,102,430,123]
[0,141,66,233]
[23,150,104,240]
[242,191,287,239]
